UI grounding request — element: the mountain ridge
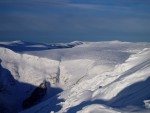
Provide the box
[0,41,150,113]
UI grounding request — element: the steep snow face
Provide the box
[0,41,150,113]
[0,48,61,113]
[92,48,150,101]
[0,47,59,86]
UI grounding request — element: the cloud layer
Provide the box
[0,0,150,42]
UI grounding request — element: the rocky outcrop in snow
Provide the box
[22,81,48,109]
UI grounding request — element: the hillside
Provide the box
[0,41,150,113]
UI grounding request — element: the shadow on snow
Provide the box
[67,76,150,113]
[0,59,63,113]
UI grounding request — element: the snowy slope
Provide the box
[0,41,150,113]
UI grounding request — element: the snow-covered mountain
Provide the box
[0,41,150,113]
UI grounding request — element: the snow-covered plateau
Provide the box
[0,40,150,113]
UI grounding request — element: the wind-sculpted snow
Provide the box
[0,47,60,85]
[0,41,150,113]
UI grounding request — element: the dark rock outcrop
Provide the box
[22,81,47,109]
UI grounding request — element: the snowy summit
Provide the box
[0,41,150,113]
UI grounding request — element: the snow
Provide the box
[0,41,150,113]
[77,104,121,113]
[144,100,150,108]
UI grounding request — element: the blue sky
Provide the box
[0,0,150,43]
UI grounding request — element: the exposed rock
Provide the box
[22,81,47,109]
